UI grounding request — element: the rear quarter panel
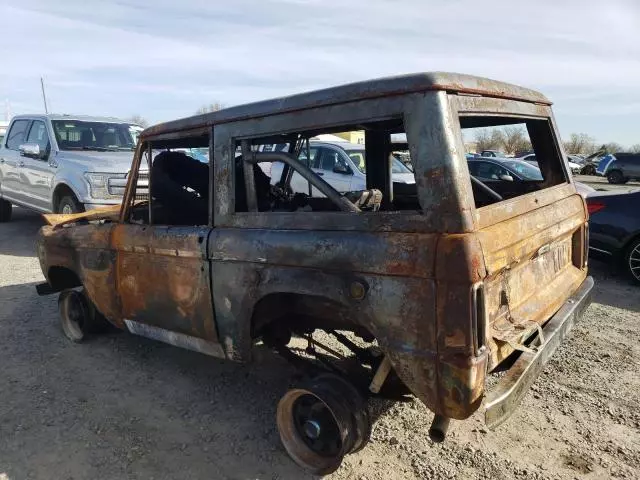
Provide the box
[208,227,444,410]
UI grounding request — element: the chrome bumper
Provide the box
[484,276,594,428]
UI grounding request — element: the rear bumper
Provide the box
[484,275,594,428]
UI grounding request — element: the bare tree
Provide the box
[127,114,149,128]
[629,144,640,153]
[195,102,225,115]
[563,133,595,154]
[500,126,529,155]
[603,142,624,154]
[474,128,504,153]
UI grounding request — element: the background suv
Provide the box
[601,153,640,184]
[0,114,142,221]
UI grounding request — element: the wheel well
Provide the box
[622,232,640,256]
[52,184,77,211]
[250,292,372,340]
[47,266,82,290]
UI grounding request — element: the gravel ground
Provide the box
[1,207,639,480]
[574,174,640,193]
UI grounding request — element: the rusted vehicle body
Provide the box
[36,72,593,474]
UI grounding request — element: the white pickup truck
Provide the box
[0,114,143,221]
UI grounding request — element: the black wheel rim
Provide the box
[292,394,342,457]
[629,244,640,282]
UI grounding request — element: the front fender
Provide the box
[37,223,120,325]
[53,170,89,205]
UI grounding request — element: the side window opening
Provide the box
[5,119,30,150]
[234,119,420,214]
[460,116,567,208]
[26,120,51,153]
[128,141,210,226]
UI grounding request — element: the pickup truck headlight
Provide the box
[84,172,126,199]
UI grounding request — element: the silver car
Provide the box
[269,140,415,196]
[0,114,143,221]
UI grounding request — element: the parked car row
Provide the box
[473,151,583,174]
[517,153,582,174]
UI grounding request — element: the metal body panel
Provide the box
[37,224,120,323]
[112,224,218,342]
[143,72,551,141]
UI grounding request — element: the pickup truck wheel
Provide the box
[607,170,624,184]
[625,238,640,285]
[277,374,370,475]
[0,199,12,222]
[581,164,596,175]
[57,195,85,215]
[58,290,91,342]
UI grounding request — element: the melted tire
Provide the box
[58,290,91,342]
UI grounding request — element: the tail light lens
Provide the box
[587,201,605,215]
[471,283,486,354]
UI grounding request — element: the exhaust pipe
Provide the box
[429,415,450,443]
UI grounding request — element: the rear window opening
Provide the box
[461,116,568,208]
[234,119,420,214]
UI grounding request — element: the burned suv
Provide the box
[36,72,593,474]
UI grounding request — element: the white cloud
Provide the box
[1,0,639,144]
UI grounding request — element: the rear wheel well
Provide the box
[250,293,372,341]
[621,232,640,255]
[52,184,78,212]
[48,266,82,290]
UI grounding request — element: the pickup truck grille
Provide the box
[107,171,149,200]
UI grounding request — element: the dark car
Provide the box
[468,158,594,198]
[603,153,640,184]
[587,190,640,284]
[480,149,507,158]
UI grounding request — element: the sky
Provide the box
[1,0,639,146]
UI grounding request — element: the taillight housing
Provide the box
[471,283,486,354]
[587,201,605,215]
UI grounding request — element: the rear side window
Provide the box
[234,119,417,213]
[5,120,30,150]
[460,116,567,208]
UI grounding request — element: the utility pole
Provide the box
[40,77,49,113]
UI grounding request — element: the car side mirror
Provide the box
[499,174,514,182]
[333,163,352,175]
[19,143,46,160]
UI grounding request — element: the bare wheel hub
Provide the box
[277,374,370,475]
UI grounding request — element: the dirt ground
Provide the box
[1,207,639,480]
